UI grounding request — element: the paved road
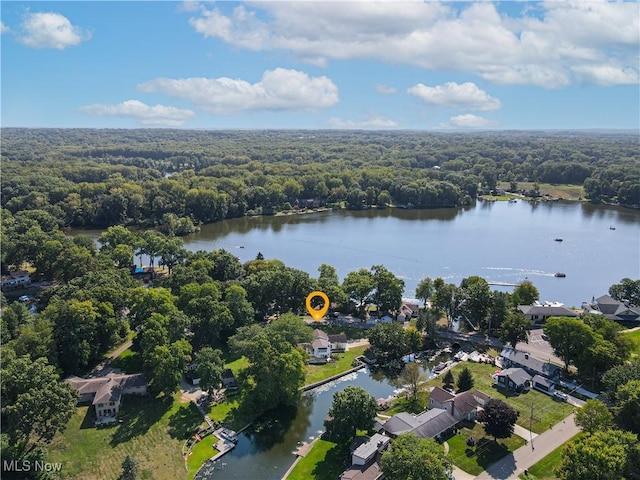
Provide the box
[474,414,580,480]
[515,329,563,368]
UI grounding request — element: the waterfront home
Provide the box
[493,368,532,393]
[328,333,348,352]
[351,433,391,466]
[582,295,640,324]
[0,270,31,290]
[517,301,578,325]
[66,373,147,424]
[380,408,458,441]
[300,329,333,362]
[500,348,561,380]
[429,387,491,422]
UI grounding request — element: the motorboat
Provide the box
[554,238,563,242]
[554,272,566,278]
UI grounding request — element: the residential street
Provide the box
[474,414,580,480]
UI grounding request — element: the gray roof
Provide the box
[498,368,532,386]
[328,333,348,343]
[532,375,554,388]
[518,305,578,318]
[312,338,330,349]
[383,408,457,438]
[352,434,390,460]
[66,373,146,405]
[430,387,455,404]
[500,348,561,377]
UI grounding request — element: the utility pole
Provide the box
[530,402,534,449]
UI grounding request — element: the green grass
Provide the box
[518,432,585,480]
[48,394,205,480]
[224,355,249,374]
[286,439,350,480]
[111,349,144,373]
[499,182,584,201]
[304,346,367,385]
[384,390,431,416]
[427,363,574,434]
[622,329,640,356]
[187,434,219,480]
[447,421,527,476]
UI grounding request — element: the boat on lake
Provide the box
[554,238,563,242]
[609,226,616,230]
[554,272,566,278]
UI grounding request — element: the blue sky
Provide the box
[1,1,638,130]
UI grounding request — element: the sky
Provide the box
[1,1,639,130]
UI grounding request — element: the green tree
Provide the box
[377,190,391,208]
[266,313,313,346]
[1,355,77,451]
[609,278,640,306]
[415,277,434,306]
[432,278,459,321]
[456,366,475,392]
[324,386,378,443]
[499,311,530,348]
[224,284,255,328]
[342,268,374,315]
[148,340,192,396]
[371,265,404,314]
[476,399,518,442]
[381,432,452,480]
[118,455,140,480]
[556,429,638,480]
[459,276,492,329]
[195,347,224,395]
[209,249,244,282]
[368,322,410,365]
[601,359,640,401]
[317,264,348,307]
[616,379,640,434]
[398,362,428,408]
[575,399,612,435]
[543,317,596,372]
[512,280,540,306]
[442,370,455,388]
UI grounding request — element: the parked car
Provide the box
[553,391,568,401]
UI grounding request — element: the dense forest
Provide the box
[1,129,639,239]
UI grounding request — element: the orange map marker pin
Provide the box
[306,291,330,321]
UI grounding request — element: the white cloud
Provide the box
[138,68,339,114]
[444,114,497,129]
[18,12,90,49]
[79,100,195,126]
[408,82,501,111]
[571,64,639,87]
[187,1,639,88]
[1,21,10,34]
[328,115,398,129]
[376,84,397,95]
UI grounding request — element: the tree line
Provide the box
[1,129,638,238]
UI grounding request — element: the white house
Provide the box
[0,270,31,291]
[352,434,390,466]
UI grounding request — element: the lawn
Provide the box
[304,345,367,385]
[111,348,143,374]
[622,328,640,356]
[186,434,219,480]
[48,394,205,480]
[286,439,350,480]
[517,432,585,480]
[498,182,584,201]
[427,363,574,434]
[447,421,527,476]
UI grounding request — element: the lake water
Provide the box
[182,201,639,308]
[195,367,398,480]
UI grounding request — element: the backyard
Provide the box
[286,439,350,480]
[186,434,219,480]
[304,345,367,385]
[47,394,205,480]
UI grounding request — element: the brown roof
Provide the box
[453,390,481,414]
[341,462,382,480]
[328,333,347,343]
[66,373,146,405]
[430,387,455,404]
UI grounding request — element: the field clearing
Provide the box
[48,394,204,480]
[499,182,585,200]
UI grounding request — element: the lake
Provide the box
[181,201,639,308]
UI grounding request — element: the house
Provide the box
[0,270,31,291]
[378,314,393,323]
[381,408,458,441]
[518,301,578,325]
[222,369,238,390]
[398,302,419,322]
[582,295,640,324]
[328,333,348,352]
[340,462,383,480]
[532,375,556,393]
[429,387,491,421]
[500,348,561,380]
[66,373,147,423]
[351,433,390,466]
[130,266,156,283]
[300,329,333,361]
[493,368,532,392]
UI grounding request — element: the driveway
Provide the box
[474,414,580,480]
[515,330,563,368]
